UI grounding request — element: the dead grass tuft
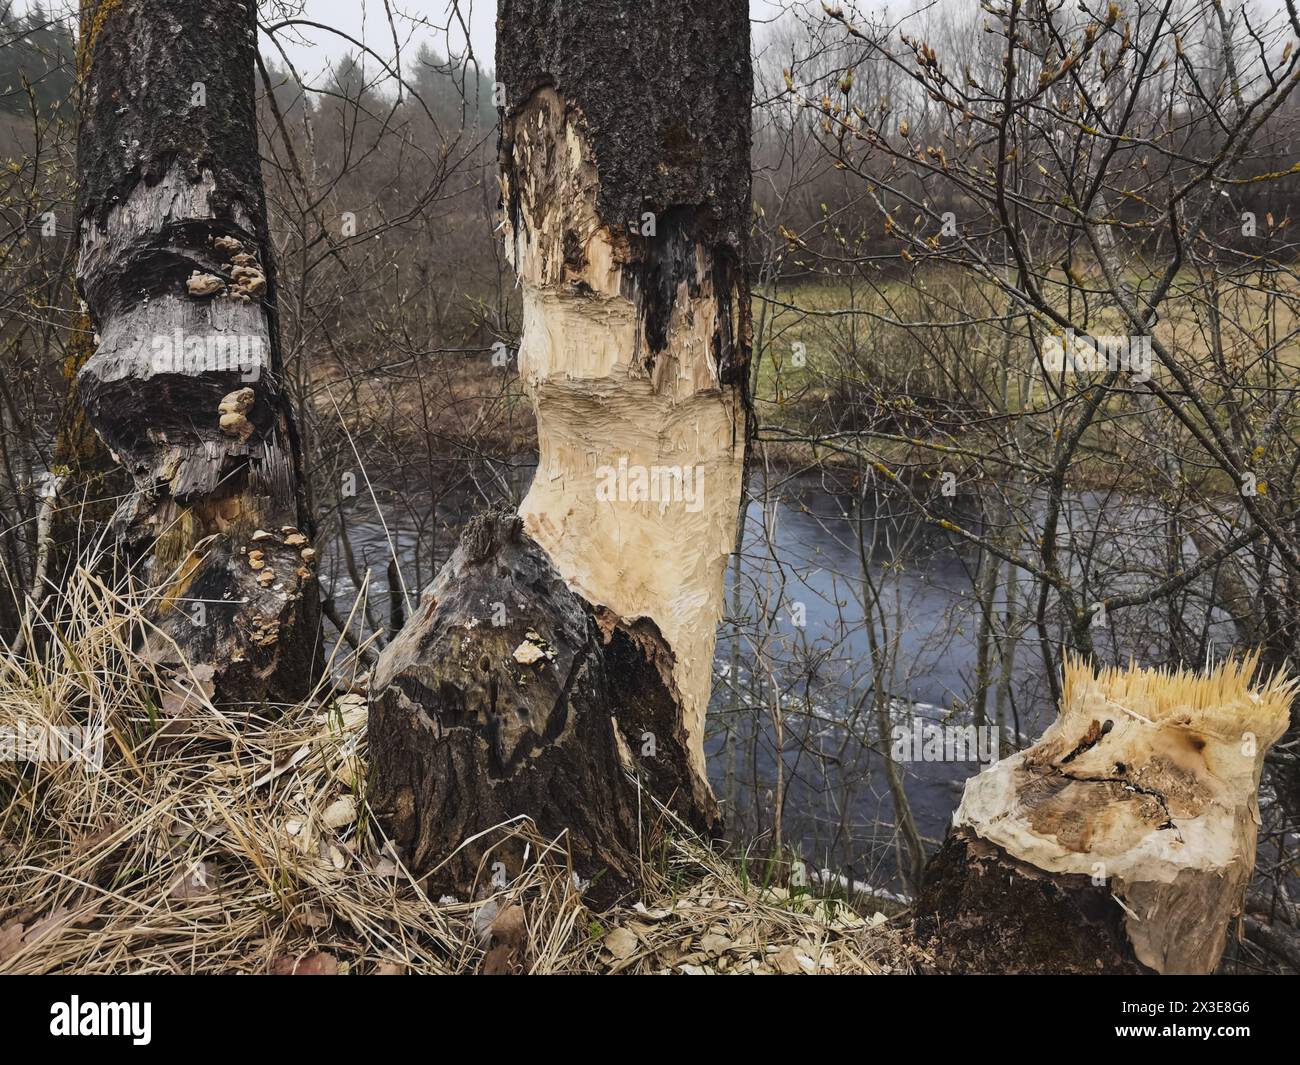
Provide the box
[0,568,912,975]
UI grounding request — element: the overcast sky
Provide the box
[262,0,497,83]
[13,0,1294,91]
[14,0,807,86]
[261,0,803,84]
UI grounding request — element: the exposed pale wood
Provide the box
[916,654,1295,973]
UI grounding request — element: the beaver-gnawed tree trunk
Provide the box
[75,0,320,706]
[368,0,752,902]
[914,655,1295,974]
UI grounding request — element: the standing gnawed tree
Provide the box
[75,0,321,704]
[368,0,752,900]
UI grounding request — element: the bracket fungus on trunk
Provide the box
[74,0,320,706]
[915,653,1295,974]
[368,0,752,899]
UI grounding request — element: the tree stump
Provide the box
[368,510,713,904]
[915,654,1295,973]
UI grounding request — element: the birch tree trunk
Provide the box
[915,655,1294,974]
[75,0,321,705]
[369,0,752,900]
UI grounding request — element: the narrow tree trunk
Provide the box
[915,654,1294,974]
[75,0,320,705]
[369,0,752,900]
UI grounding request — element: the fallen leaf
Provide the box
[0,919,25,963]
[482,904,527,975]
[271,950,339,975]
[699,932,733,956]
[20,907,72,950]
[169,861,218,899]
[604,926,639,960]
[322,796,357,829]
[472,900,500,942]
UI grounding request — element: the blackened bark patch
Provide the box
[712,251,747,396]
[602,612,720,833]
[624,206,702,358]
[81,371,269,461]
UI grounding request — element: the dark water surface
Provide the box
[327,466,1223,892]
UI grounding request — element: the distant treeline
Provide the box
[0,6,73,115]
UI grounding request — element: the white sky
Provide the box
[261,0,498,84]
[11,0,1293,92]
[260,0,800,86]
[12,0,809,87]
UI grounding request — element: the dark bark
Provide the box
[75,0,320,705]
[914,828,1150,974]
[368,510,705,905]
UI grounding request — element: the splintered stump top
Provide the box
[916,654,1294,974]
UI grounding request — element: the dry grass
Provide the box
[0,568,913,975]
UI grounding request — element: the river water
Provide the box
[325,465,1231,893]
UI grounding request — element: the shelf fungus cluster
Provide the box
[185,234,267,302]
[75,0,320,705]
[915,653,1296,974]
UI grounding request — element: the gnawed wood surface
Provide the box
[498,0,752,813]
[368,0,752,896]
[915,654,1295,973]
[75,0,320,705]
